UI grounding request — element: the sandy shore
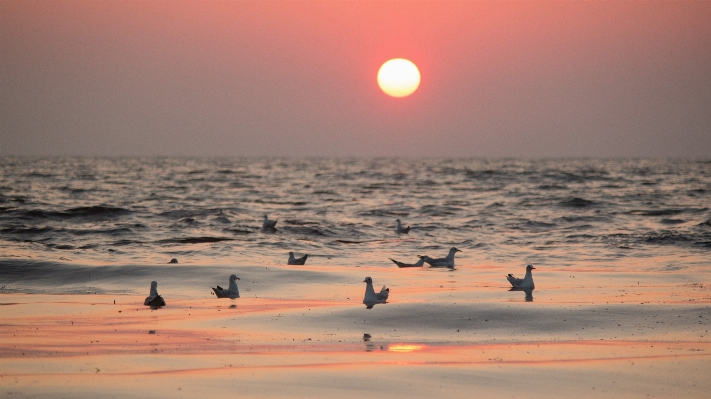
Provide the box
[1,263,710,398]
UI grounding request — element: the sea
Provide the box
[1,157,710,294]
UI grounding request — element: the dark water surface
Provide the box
[1,157,709,284]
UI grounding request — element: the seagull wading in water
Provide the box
[262,215,277,229]
[363,276,389,309]
[507,265,535,289]
[287,252,308,265]
[212,275,240,298]
[144,281,166,308]
[395,219,410,234]
[421,247,461,268]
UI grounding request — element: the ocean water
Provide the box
[1,157,709,294]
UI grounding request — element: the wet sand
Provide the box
[1,263,710,398]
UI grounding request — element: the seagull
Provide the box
[168,258,178,264]
[212,274,240,298]
[287,252,308,265]
[506,265,535,289]
[395,219,410,234]
[421,247,461,268]
[389,256,426,268]
[262,214,277,229]
[144,281,166,308]
[363,276,389,309]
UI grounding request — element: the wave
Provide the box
[537,184,568,190]
[629,208,707,217]
[160,237,235,244]
[282,226,330,236]
[1,225,54,235]
[559,197,598,208]
[17,206,132,220]
[69,227,134,236]
[645,233,691,244]
[65,206,132,217]
[508,220,557,230]
[659,218,686,225]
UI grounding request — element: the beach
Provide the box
[2,261,709,398]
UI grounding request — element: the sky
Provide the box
[1,1,710,158]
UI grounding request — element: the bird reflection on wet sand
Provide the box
[509,286,534,301]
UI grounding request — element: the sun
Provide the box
[377,58,420,98]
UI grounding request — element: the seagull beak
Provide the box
[236,277,241,280]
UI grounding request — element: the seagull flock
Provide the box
[147,216,535,309]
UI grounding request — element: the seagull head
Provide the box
[363,277,373,284]
[289,251,294,256]
[450,247,462,253]
[230,274,240,281]
[150,281,158,289]
[526,265,535,270]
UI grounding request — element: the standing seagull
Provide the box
[507,265,536,289]
[287,252,308,265]
[262,215,277,229]
[395,219,410,234]
[144,281,166,308]
[363,276,389,309]
[421,247,461,268]
[212,275,241,298]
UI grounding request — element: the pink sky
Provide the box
[2,1,710,157]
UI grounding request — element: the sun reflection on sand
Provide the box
[387,344,426,353]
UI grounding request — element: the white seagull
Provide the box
[506,265,535,289]
[287,252,308,265]
[389,256,426,268]
[262,215,277,229]
[212,274,241,298]
[363,276,389,309]
[421,247,461,268]
[395,219,410,234]
[144,281,166,308]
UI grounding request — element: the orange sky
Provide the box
[1,1,710,157]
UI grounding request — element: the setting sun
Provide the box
[377,58,421,97]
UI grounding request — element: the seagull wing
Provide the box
[144,295,156,306]
[506,274,524,286]
[376,286,389,300]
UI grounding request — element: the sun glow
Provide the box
[377,58,421,97]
